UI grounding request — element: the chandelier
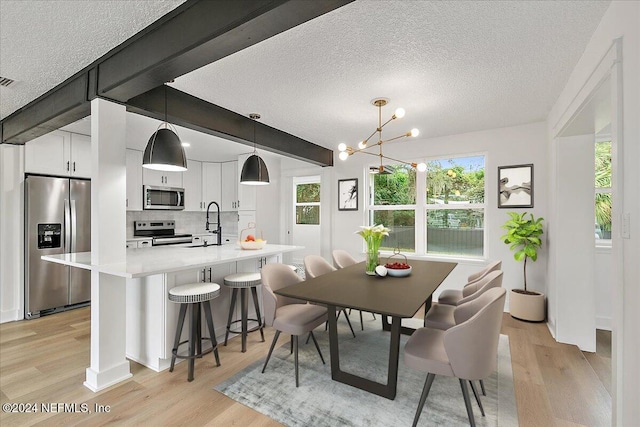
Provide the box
[338,98,426,173]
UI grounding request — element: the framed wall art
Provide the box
[498,164,534,208]
[338,178,358,211]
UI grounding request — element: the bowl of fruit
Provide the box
[384,250,412,277]
[238,223,267,250]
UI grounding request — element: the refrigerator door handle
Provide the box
[70,199,77,253]
[64,198,71,253]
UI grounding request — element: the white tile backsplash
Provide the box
[127,210,238,238]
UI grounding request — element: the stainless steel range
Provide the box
[134,221,192,246]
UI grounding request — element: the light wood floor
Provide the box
[0,308,611,426]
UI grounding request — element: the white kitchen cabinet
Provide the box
[142,167,183,188]
[237,154,257,211]
[202,162,221,209]
[69,133,91,178]
[126,149,143,211]
[25,130,91,178]
[183,159,203,211]
[221,161,238,211]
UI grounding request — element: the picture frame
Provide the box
[338,178,358,211]
[498,164,534,208]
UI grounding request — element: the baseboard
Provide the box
[596,316,612,331]
[0,308,21,324]
[546,319,557,339]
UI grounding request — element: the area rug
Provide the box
[215,316,517,426]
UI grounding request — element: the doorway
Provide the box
[550,41,623,423]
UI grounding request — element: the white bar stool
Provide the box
[168,282,221,382]
[223,272,265,352]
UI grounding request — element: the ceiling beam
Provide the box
[127,86,333,167]
[1,0,352,145]
[1,74,90,144]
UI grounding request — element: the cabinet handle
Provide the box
[126,198,128,208]
[73,162,76,172]
[66,161,70,171]
[237,200,240,208]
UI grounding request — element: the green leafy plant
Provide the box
[500,212,544,293]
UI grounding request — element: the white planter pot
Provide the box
[509,289,545,322]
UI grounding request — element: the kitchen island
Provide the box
[43,244,302,388]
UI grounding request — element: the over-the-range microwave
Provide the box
[143,185,185,210]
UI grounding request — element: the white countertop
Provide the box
[42,244,302,279]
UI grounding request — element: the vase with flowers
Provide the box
[357,224,390,275]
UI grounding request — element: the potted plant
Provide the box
[500,211,545,321]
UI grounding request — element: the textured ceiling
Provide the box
[0,0,186,119]
[172,0,610,149]
[1,0,610,157]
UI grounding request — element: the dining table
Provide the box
[275,259,457,399]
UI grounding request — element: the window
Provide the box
[370,165,416,252]
[425,156,485,256]
[595,140,611,242]
[368,155,485,258]
[295,182,320,225]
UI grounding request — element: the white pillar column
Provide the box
[84,98,131,391]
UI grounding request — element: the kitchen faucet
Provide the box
[205,201,222,246]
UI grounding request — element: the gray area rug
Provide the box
[215,315,517,426]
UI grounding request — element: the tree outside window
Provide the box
[368,155,485,257]
[595,141,611,241]
[425,156,485,256]
[296,182,321,225]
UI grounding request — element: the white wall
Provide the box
[0,144,25,323]
[254,154,282,245]
[546,1,640,424]
[553,135,596,351]
[595,246,613,330]
[283,121,549,310]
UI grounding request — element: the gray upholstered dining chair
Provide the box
[260,263,328,387]
[304,255,356,337]
[425,270,503,331]
[331,249,376,331]
[404,287,506,427]
[438,260,502,306]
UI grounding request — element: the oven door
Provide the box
[144,186,185,210]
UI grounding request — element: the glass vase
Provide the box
[365,250,379,275]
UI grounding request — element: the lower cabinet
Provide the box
[125,255,281,372]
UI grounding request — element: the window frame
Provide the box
[366,152,487,259]
[293,177,321,226]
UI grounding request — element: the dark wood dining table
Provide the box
[275,259,456,399]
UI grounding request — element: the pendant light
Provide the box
[240,113,270,185]
[142,84,187,172]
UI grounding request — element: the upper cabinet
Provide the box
[202,162,221,210]
[183,159,203,211]
[237,154,257,211]
[69,134,91,178]
[221,161,237,211]
[25,130,91,178]
[126,149,143,211]
[142,167,183,188]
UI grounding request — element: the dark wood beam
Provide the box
[1,74,90,144]
[127,86,333,167]
[1,0,353,145]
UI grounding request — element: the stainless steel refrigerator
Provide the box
[25,175,91,319]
